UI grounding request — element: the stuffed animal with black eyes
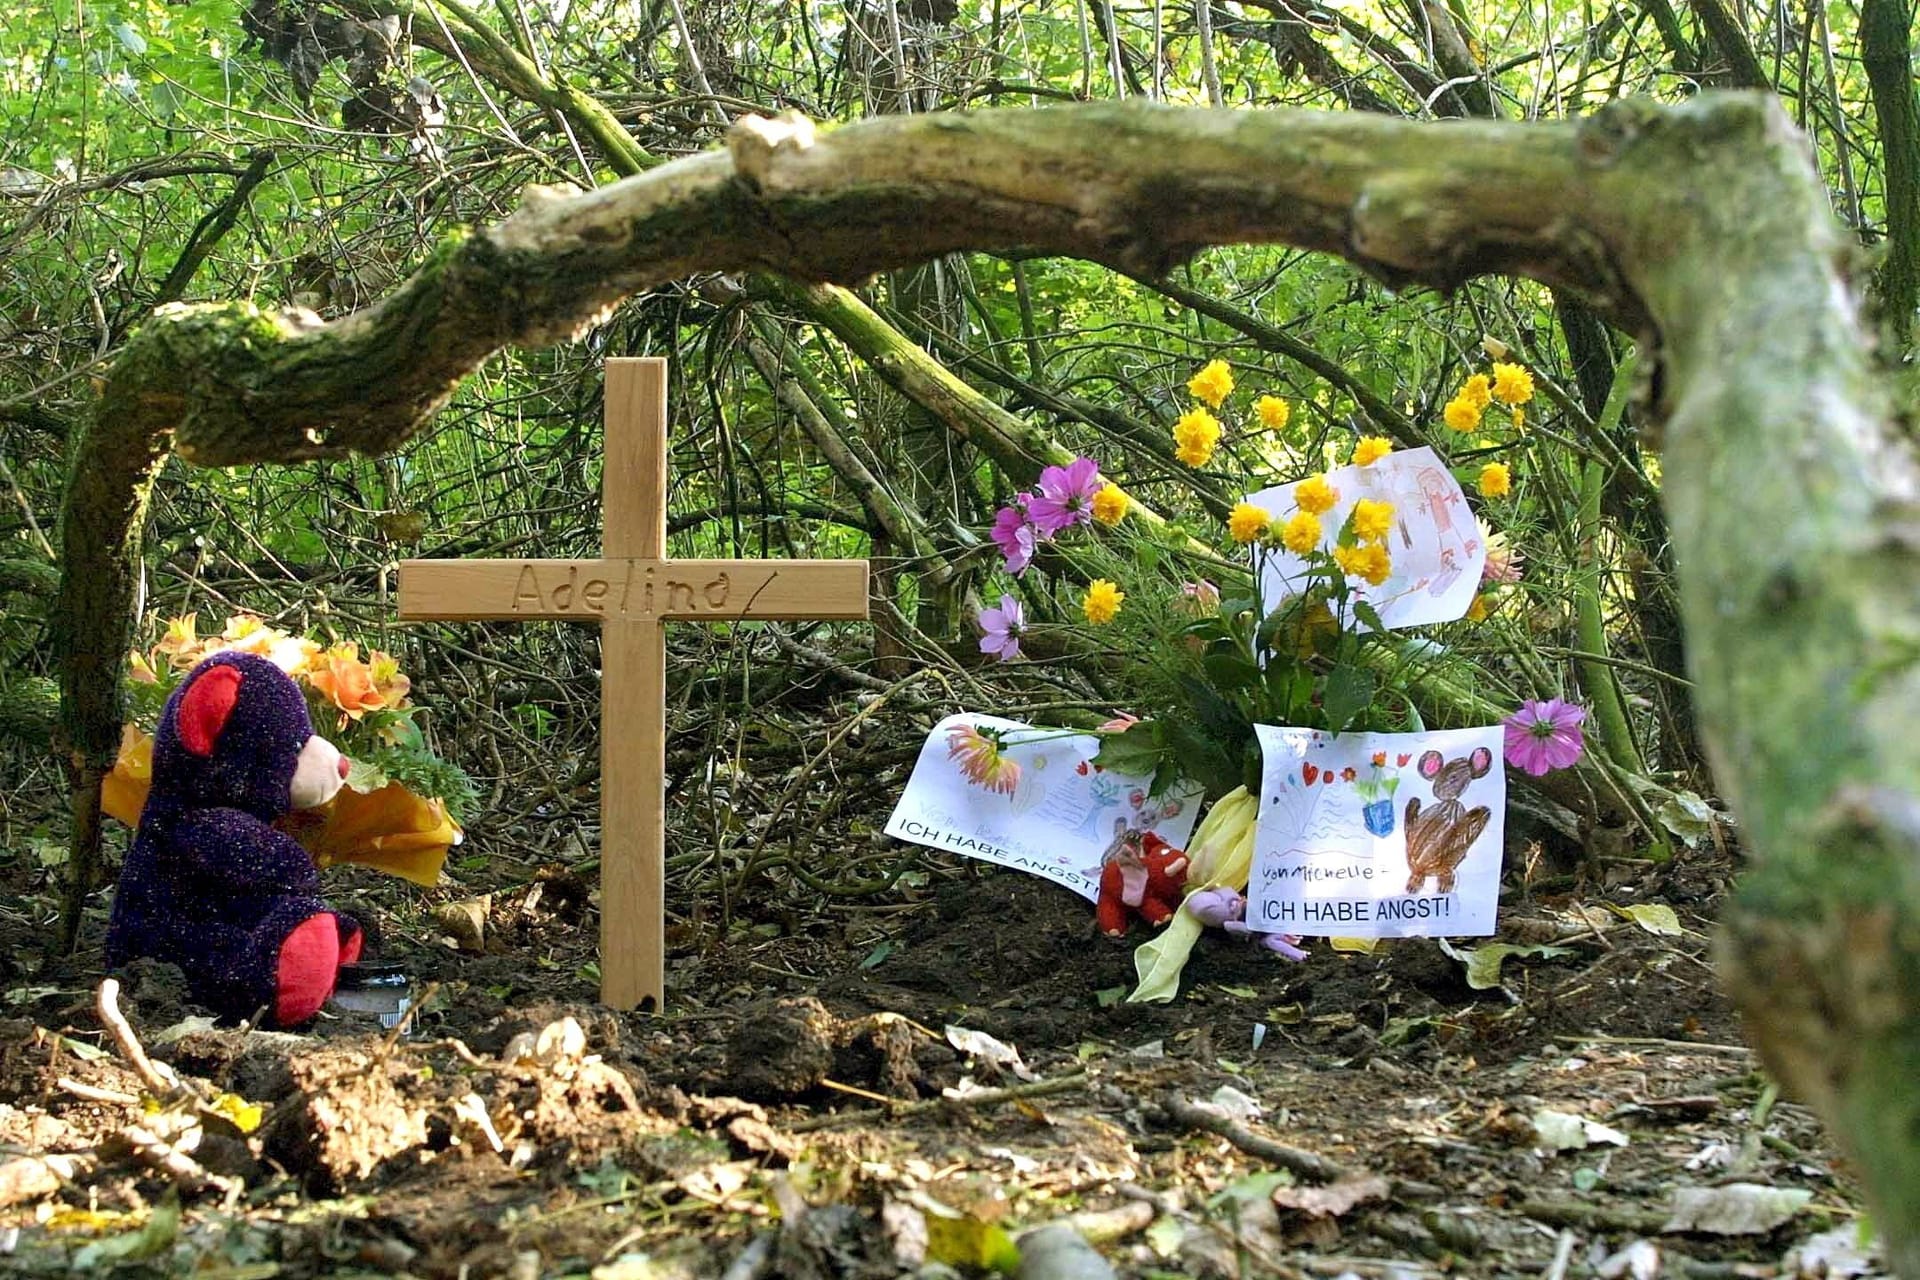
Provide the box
[105,652,364,1026]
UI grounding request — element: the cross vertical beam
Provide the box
[600,358,668,1010]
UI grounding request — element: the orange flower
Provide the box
[128,649,159,685]
[307,642,388,719]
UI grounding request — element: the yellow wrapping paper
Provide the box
[102,726,458,888]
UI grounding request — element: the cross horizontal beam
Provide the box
[397,558,869,623]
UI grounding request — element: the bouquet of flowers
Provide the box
[103,614,474,887]
[971,357,1587,997]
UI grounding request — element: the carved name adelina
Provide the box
[511,561,742,617]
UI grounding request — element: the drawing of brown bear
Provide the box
[1402,748,1493,894]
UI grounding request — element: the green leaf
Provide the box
[1351,600,1387,633]
[1610,903,1684,936]
[1321,665,1376,733]
[859,940,896,969]
[1440,940,1576,990]
[1091,721,1165,778]
[925,1212,1021,1272]
[1202,652,1261,691]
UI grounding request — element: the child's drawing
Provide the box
[1246,447,1484,631]
[889,714,1204,902]
[1402,748,1493,894]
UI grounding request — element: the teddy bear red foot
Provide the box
[275,913,364,1026]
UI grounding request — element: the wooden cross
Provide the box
[398,358,870,1010]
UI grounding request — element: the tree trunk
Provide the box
[55,97,1920,1267]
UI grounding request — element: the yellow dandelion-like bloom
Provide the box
[1491,362,1534,405]
[1091,483,1128,526]
[1351,498,1394,544]
[1082,579,1125,624]
[1331,544,1365,579]
[1294,473,1338,515]
[1352,436,1392,467]
[1459,373,1493,410]
[1173,407,1222,467]
[1353,542,1393,586]
[1228,502,1272,544]
[1255,395,1291,432]
[1443,397,1483,433]
[1478,462,1512,498]
[1466,594,1493,623]
[1510,406,1525,431]
[1281,511,1322,554]
[1187,359,1235,408]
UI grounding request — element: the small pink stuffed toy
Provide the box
[1185,887,1309,961]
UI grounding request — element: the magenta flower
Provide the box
[991,500,1037,574]
[1503,698,1587,776]
[1027,457,1103,536]
[978,594,1026,662]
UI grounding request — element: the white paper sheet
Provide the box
[1245,446,1485,631]
[886,714,1205,901]
[1247,724,1506,937]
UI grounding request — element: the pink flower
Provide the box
[1027,457,1103,536]
[1098,713,1139,733]
[991,500,1038,574]
[978,594,1026,662]
[1177,580,1221,617]
[1503,699,1587,776]
[947,723,1021,794]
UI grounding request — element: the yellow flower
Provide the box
[1478,462,1512,498]
[154,615,202,668]
[1331,544,1365,578]
[1187,359,1235,409]
[1351,499,1394,544]
[1091,483,1128,526]
[1294,473,1338,515]
[367,649,412,708]
[1353,542,1393,585]
[1466,594,1493,622]
[1173,407,1222,467]
[1352,436,1392,467]
[1280,511,1322,554]
[1510,406,1525,431]
[1443,397,1483,433]
[128,649,159,684]
[1082,579,1125,624]
[1491,362,1534,405]
[1459,374,1493,410]
[1228,502,1272,544]
[1255,395,1291,432]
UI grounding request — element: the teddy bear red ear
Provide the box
[177,665,243,757]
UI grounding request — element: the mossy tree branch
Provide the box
[55,98,1920,1268]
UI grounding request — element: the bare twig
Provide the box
[787,1070,1091,1133]
[96,977,184,1096]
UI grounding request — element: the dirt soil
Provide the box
[0,842,1876,1279]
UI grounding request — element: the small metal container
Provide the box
[332,963,413,1031]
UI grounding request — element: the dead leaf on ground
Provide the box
[1272,1175,1391,1218]
[1663,1183,1812,1234]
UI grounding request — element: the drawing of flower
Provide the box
[977,594,1026,662]
[946,723,1022,795]
[1503,698,1587,775]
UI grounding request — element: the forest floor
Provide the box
[0,825,1879,1279]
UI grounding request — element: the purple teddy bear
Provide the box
[1185,887,1309,961]
[106,652,364,1027]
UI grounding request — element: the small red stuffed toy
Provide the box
[1096,829,1189,936]
[106,652,365,1027]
